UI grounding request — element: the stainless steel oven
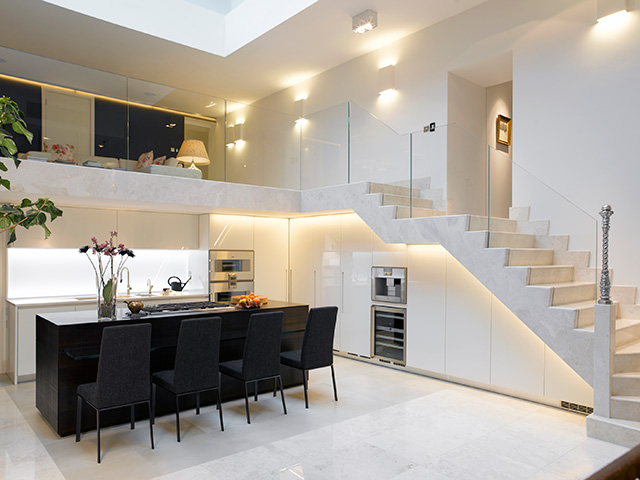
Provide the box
[209,250,254,303]
[211,281,254,303]
[210,250,254,282]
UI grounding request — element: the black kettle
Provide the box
[168,275,191,292]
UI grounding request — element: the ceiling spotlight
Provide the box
[352,9,377,34]
[205,101,216,108]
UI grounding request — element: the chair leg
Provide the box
[130,405,135,429]
[216,389,224,432]
[96,409,101,464]
[147,401,155,450]
[302,370,309,408]
[176,395,181,442]
[151,383,156,425]
[254,380,258,402]
[75,395,82,442]
[273,378,277,397]
[244,382,251,424]
[331,365,338,401]
[278,375,287,415]
[196,392,201,415]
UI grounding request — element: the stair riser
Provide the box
[488,233,535,248]
[382,195,433,209]
[467,217,517,233]
[395,207,445,219]
[551,285,596,306]
[611,398,640,422]
[369,183,420,197]
[613,377,640,396]
[528,267,574,285]
[617,324,640,349]
[614,353,640,374]
[576,308,595,328]
[507,249,554,266]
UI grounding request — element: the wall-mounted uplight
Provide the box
[226,126,235,147]
[234,123,244,143]
[597,0,628,22]
[294,98,307,126]
[378,65,396,96]
[352,9,377,34]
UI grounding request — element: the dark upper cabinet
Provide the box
[0,77,42,153]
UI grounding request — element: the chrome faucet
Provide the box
[147,278,154,294]
[120,267,132,295]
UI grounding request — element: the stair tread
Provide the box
[612,395,640,401]
[529,265,574,270]
[580,318,640,332]
[617,340,640,354]
[551,300,599,310]
[534,281,595,288]
[613,372,640,379]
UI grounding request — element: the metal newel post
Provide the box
[598,204,614,305]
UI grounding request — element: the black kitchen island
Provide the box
[36,300,308,436]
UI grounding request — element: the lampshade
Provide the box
[177,140,210,169]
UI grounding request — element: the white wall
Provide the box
[487,81,513,219]
[254,0,640,289]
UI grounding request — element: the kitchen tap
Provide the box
[147,278,153,294]
[120,267,132,295]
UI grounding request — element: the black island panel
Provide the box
[36,301,308,436]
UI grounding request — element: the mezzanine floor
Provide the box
[0,356,628,480]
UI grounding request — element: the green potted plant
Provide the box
[0,96,62,244]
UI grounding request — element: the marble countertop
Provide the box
[7,291,209,308]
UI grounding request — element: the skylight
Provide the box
[40,0,317,57]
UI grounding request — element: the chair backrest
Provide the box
[173,316,222,393]
[300,306,338,370]
[96,323,152,408]
[241,311,284,380]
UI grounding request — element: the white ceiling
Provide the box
[0,0,488,105]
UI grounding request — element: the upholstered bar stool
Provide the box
[76,323,154,463]
[151,316,224,442]
[280,306,338,408]
[219,311,286,424]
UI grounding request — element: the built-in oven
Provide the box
[209,250,254,303]
[211,281,254,303]
[210,250,254,282]
[371,305,406,365]
[371,266,407,304]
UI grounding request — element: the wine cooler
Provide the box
[371,305,406,365]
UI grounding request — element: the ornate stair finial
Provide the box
[598,204,614,305]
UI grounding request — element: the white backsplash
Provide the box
[7,248,209,299]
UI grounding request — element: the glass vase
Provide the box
[96,274,118,321]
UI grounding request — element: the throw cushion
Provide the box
[153,155,166,165]
[43,140,75,163]
[134,150,154,171]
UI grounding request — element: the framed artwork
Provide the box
[496,114,511,146]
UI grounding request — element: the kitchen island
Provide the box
[36,300,308,436]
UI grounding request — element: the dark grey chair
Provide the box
[75,323,153,463]
[219,311,286,424]
[151,317,224,442]
[280,306,338,408]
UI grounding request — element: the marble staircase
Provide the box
[359,182,640,446]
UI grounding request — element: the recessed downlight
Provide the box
[144,91,157,97]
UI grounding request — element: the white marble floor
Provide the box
[0,357,628,480]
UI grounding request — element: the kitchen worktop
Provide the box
[7,290,209,307]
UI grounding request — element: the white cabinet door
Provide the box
[314,215,341,310]
[42,88,94,155]
[17,305,72,382]
[10,207,117,249]
[290,217,316,307]
[119,211,199,249]
[339,213,372,355]
[209,214,254,250]
[254,217,288,301]
[406,245,447,373]
[372,232,406,267]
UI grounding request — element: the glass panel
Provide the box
[225,101,299,189]
[349,102,410,185]
[126,77,225,179]
[300,103,348,189]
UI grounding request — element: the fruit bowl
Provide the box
[234,293,262,309]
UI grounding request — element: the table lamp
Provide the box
[177,140,210,172]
